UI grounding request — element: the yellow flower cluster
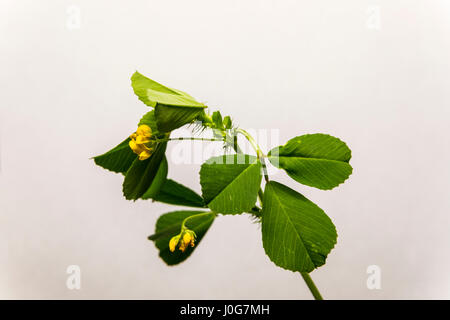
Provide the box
[129,125,155,160]
[169,230,196,252]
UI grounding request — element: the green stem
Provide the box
[154,137,223,143]
[181,211,216,231]
[301,272,323,300]
[233,129,324,300]
[236,129,263,157]
[236,129,269,182]
[230,133,264,206]
[231,133,243,154]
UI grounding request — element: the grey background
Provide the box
[1,0,449,299]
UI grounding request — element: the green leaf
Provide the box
[122,142,167,200]
[138,110,160,135]
[262,181,337,273]
[131,71,205,108]
[141,157,168,200]
[152,179,205,208]
[154,105,205,132]
[131,71,206,132]
[200,154,262,214]
[268,134,352,190]
[148,211,215,266]
[93,138,136,174]
[212,111,223,128]
[223,116,232,129]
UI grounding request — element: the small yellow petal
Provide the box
[130,140,148,156]
[183,233,192,245]
[178,240,187,252]
[169,237,178,252]
[136,135,151,144]
[139,150,152,160]
[137,125,152,137]
[129,140,139,152]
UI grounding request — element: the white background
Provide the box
[1,0,449,299]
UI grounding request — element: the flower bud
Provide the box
[169,235,180,252]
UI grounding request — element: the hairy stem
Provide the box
[154,137,224,143]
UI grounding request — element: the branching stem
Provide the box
[233,128,324,300]
[161,126,324,300]
[236,129,269,183]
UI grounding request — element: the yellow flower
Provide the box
[169,235,180,252]
[181,230,196,251]
[169,229,196,253]
[183,232,192,245]
[128,139,140,153]
[178,240,188,252]
[136,135,150,144]
[138,149,153,161]
[129,125,155,160]
[137,125,152,137]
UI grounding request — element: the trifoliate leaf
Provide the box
[200,154,262,214]
[148,210,215,265]
[262,181,337,273]
[268,134,352,190]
